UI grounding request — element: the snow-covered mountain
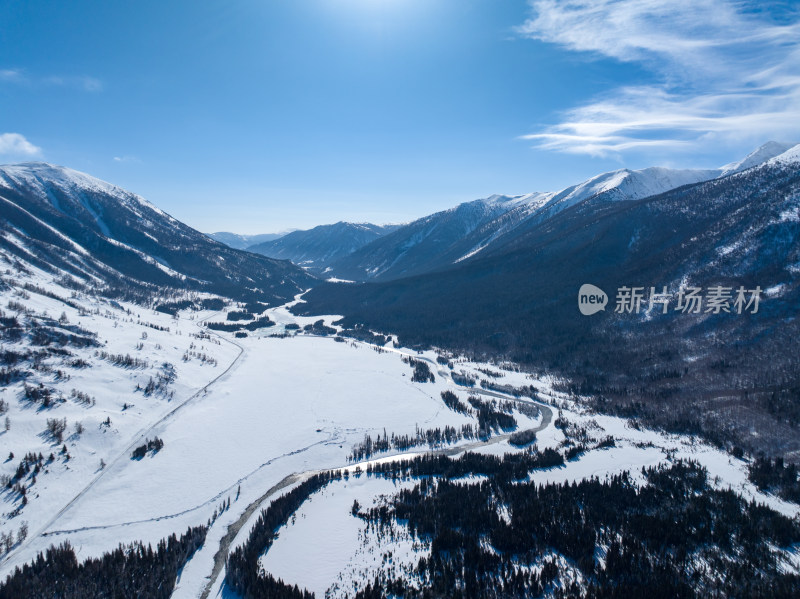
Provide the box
[328,194,547,281]
[207,231,291,250]
[719,140,796,176]
[247,221,399,275]
[328,142,795,281]
[0,162,316,303]
[299,143,800,456]
[331,142,793,281]
[536,166,718,216]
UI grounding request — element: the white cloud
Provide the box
[113,155,141,164]
[0,68,102,92]
[518,0,800,156]
[0,133,41,156]
[43,75,103,92]
[0,69,23,82]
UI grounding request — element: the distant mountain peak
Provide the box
[0,161,316,302]
[3,162,121,193]
[720,141,797,176]
[0,161,169,219]
[764,142,800,167]
[246,221,398,274]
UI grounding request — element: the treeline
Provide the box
[131,437,165,459]
[155,297,227,315]
[338,325,390,346]
[349,391,529,461]
[207,315,274,333]
[364,448,564,481]
[440,390,469,414]
[402,356,435,383]
[479,379,537,399]
[154,299,194,315]
[224,302,269,322]
[748,455,800,503]
[0,526,206,599]
[136,320,169,332]
[303,319,337,336]
[97,350,149,369]
[21,282,82,311]
[349,424,477,461]
[357,460,800,598]
[28,320,97,349]
[468,396,517,434]
[226,310,252,321]
[1,306,97,349]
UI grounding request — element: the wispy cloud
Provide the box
[0,69,23,82]
[42,75,103,93]
[517,0,800,156]
[113,155,141,164]
[0,133,41,156]
[0,68,102,92]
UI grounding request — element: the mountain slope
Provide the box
[328,195,549,281]
[296,144,800,456]
[328,143,792,282]
[247,221,399,275]
[207,231,289,250]
[327,168,721,283]
[0,162,316,303]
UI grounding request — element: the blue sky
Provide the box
[1,0,798,232]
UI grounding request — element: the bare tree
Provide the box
[46,418,67,442]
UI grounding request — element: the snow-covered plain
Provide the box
[260,476,422,599]
[0,251,541,596]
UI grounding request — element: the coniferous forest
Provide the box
[220,449,800,599]
[0,526,206,599]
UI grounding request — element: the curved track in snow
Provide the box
[197,341,553,599]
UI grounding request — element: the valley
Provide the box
[4,1,800,595]
[1,254,798,597]
[0,149,798,597]
[0,256,551,595]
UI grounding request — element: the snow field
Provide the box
[261,476,423,599]
[0,261,239,573]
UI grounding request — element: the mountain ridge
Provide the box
[327,142,795,282]
[247,221,400,275]
[0,162,317,303]
[207,231,293,250]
